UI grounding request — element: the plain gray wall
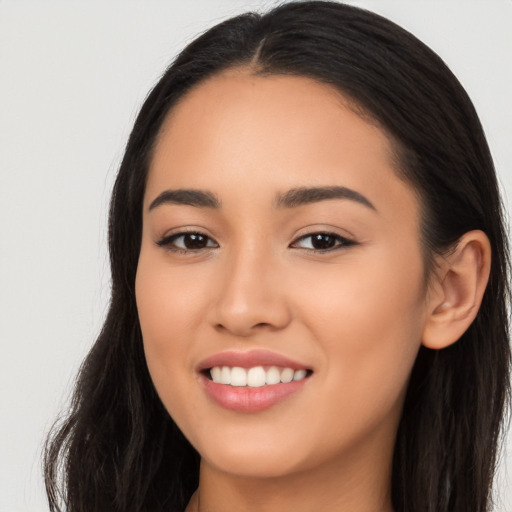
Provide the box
[1,1,510,510]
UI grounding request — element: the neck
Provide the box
[186,441,394,512]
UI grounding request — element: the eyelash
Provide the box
[156,230,356,255]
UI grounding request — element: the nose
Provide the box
[210,247,292,338]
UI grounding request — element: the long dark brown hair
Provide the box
[44,2,511,511]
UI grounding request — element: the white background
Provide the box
[0,1,511,510]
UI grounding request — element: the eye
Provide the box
[290,232,356,252]
[156,231,218,254]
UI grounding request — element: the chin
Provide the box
[204,450,303,479]
[194,431,309,478]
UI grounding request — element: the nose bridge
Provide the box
[212,237,291,336]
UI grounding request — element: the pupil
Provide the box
[184,233,207,249]
[312,234,335,250]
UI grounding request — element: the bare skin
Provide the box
[135,68,491,512]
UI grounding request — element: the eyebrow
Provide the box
[274,186,376,211]
[148,186,376,212]
[149,189,220,210]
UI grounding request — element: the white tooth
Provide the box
[211,366,222,383]
[266,366,281,385]
[280,368,294,383]
[247,366,266,387]
[230,367,247,387]
[293,369,307,381]
[220,366,231,385]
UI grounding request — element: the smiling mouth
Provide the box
[204,366,313,388]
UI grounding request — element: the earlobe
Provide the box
[422,230,491,350]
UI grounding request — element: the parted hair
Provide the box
[44,2,511,511]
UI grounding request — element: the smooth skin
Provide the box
[135,68,491,512]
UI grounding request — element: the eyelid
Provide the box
[156,229,219,254]
[156,228,357,256]
[289,231,356,252]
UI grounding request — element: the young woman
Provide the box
[44,2,511,511]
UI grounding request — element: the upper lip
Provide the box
[197,349,311,372]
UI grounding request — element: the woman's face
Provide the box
[136,69,430,479]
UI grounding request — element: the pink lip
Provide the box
[199,374,309,413]
[197,350,312,413]
[197,349,310,372]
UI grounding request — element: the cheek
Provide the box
[295,246,426,422]
[299,243,425,335]
[135,245,234,439]
[134,250,203,407]
[135,249,211,354]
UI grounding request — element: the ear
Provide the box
[422,230,491,350]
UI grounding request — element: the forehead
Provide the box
[154,69,393,165]
[146,69,419,225]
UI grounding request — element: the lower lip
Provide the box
[200,374,309,413]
